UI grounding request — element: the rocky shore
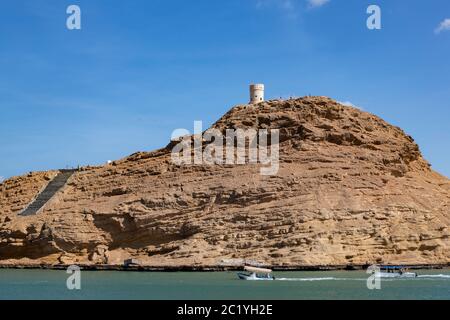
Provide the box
[1,263,449,272]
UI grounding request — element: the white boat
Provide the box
[237,266,275,281]
[378,272,418,278]
[377,266,418,278]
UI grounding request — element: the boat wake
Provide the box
[276,277,365,282]
[275,274,450,282]
[417,274,450,279]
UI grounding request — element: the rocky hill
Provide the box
[0,97,449,268]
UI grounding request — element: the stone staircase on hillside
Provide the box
[19,170,76,217]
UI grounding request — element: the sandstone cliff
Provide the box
[0,97,449,268]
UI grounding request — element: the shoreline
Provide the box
[0,263,449,272]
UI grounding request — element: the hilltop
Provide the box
[0,96,449,268]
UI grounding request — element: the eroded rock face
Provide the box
[0,97,449,267]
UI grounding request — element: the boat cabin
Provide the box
[238,266,275,280]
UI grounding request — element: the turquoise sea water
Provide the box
[0,269,449,300]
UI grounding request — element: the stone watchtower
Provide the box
[250,84,264,104]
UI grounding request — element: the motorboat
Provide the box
[237,266,275,281]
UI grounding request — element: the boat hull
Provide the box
[378,272,418,278]
[237,273,274,281]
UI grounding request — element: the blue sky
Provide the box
[0,0,449,180]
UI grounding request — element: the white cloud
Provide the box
[307,0,330,8]
[435,19,450,34]
[338,101,363,110]
[254,0,329,17]
[0,176,4,183]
